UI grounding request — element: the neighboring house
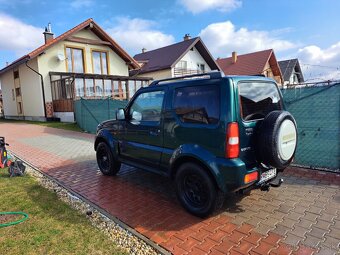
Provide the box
[216,49,283,85]
[132,35,221,79]
[0,19,147,122]
[278,58,304,85]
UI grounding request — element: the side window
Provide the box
[129,90,165,125]
[173,85,220,124]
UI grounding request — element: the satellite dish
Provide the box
[57,53,65,61]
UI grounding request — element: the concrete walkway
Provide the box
[1,122,339,255]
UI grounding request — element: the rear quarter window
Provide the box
[173,85,220,124]
[238,82,283,121]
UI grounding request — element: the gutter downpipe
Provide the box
[25,60,47,119]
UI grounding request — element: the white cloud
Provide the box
[0,13,43,56]
[199,20,296,57]
[106,17,175,56]
[297,42,340,81]
[178,0,241,14]
[70,0,93,9]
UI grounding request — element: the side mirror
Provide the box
[116,108,125,120]
[131,111,142,122]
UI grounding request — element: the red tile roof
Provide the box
[0,18,139,74]
[216,49,282,78]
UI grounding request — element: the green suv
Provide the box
[95,72,298,217]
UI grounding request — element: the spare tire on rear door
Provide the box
[256,110,297,169]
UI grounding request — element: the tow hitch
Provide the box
[260,178,284,192]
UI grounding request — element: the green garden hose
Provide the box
[0,212,28,228]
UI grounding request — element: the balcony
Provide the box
[173,68,205,77]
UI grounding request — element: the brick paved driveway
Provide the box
[1,122,339,255]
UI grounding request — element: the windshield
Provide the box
[238,82,283,121]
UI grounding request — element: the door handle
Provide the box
[149,130,160,136]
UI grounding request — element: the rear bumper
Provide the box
[213,157,276,192]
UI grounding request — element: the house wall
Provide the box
[136,69,172,80]
[174,46,212,72]
[1,59,44,119]
[263,62,282,85]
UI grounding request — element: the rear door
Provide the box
[119,89,166,169]
[236,80,284,168]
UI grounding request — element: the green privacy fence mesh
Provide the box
[74,83,339,171]
[74,98,128,133]
[281,83,340,171]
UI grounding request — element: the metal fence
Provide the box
[74,83,340,172]
[281,83,340,172]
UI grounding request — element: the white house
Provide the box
[0,18,146,122]
[131,35,221,79]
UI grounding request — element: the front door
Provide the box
[119,89,166,169]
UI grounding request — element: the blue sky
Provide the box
[1,0,340,80]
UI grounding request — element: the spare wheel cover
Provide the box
[277,118,297,161]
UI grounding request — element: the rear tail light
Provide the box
[244,171,258,184]
[226,122,239,158]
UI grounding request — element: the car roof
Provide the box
[140,75,276,91]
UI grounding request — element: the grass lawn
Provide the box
[0,168,126,255]
[0,118,83,132]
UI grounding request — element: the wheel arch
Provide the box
[170,155,222,192]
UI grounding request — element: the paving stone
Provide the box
[254,223,275,236]
[315,246,338,255]
[327,227,340,239]
[319,213,336,223]
[279,218,298,229]
[271,224,292,236]
[297,218,316,229]
[323,235,340,250]
[283,233,301,247]
[302,234,322,248]
[306,205,324,215]
[286,211,304,221]
[289,225,310,238]
[303,212,319,222]
[308,227,328,238]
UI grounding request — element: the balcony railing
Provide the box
[173,68,205,77]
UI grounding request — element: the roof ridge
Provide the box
[134,37,199,58]
[218,48,273,61]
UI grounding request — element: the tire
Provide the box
[175,163,223,218]
[256,111,298,170]
[96,142,121,176]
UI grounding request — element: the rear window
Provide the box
[238,82,282,121]
[173,85,220,124]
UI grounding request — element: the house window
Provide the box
[197,64,205,73]
[66,47,84,73]
[15,88,21,97]
[13,70,19,79]
[12,89,15,100]
[177,60,187,70]
[92,51,108,74]
[18,102,22,114]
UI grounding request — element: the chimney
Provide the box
[43,22,54,44]
[142,48,147,53]
[232,51,237,63]
[6,62,9,66]
[183,33,191,41]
